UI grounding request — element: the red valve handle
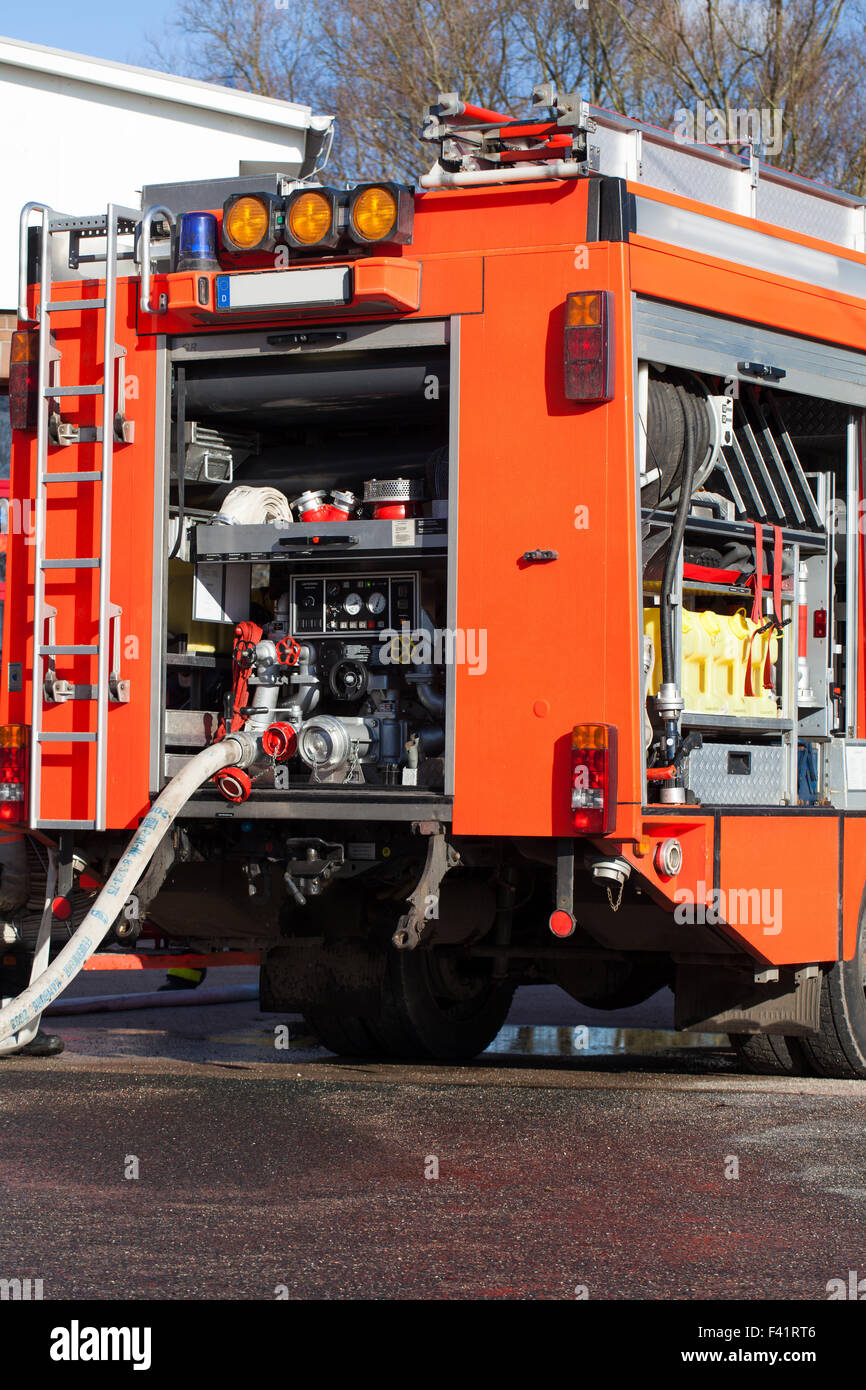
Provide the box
[275,637,301,667]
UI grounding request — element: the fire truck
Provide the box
[3,85,866,1076]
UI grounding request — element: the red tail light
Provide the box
[571,723,617,834]
[0,725,27,823]
[564,291,614,402]
[9,331,39,431]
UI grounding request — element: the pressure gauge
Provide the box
[343,592,363,617]
[367,591,387,615]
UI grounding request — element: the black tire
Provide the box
[372,949,514,1061]
[729,1033,810,1077]
[567,957,672,1011]
[307,948,514,1062]
[303,1011,379,1059]
[796,916,866,1079]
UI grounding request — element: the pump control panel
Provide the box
[291,573,418,636]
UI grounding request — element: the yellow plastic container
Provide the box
[643,606,779,718]
[715,608,778,717]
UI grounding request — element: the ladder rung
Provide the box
[45,299,106,312]
[39,645,98,655]
[38,732,97,743]
[40,558,100,570]
[41,472,103,483]
[48,385,103,397]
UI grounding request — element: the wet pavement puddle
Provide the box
[485,1024,729,1058]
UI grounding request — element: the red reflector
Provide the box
[813,608,827,639]
[549,909,576,938]
[571,723,617,834]
[564,291,613,403]
[52,896,72,921]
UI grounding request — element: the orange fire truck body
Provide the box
[3,95,866,1069]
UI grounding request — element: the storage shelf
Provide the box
[681,712,792,734]
[165,651,230,669]
[642,508,827,556]
[194,517,448,562]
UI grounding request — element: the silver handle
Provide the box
[18,201,53,322]
[137,204,175,315]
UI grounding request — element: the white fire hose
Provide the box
[0,734,255,1051]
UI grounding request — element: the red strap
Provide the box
[750,519,763,624]
[744,626,760,697]
[760,524,783,692]
[214,621,263,741]
[743,522,782,699]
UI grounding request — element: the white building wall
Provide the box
[0,37,332,311]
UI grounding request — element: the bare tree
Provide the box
[152,0,866,192]
[147,0,324,106]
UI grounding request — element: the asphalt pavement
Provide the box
[1,974,865,1300]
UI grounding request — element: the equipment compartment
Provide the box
[161,324,453,801]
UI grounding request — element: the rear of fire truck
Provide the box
[3,86,866,1075]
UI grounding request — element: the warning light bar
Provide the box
[218,183,414,260]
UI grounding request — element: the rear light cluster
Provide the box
[571,723,617,834]
[564,291,614,403]
[0,725,27,823]
[217,183,414,257]
[9,331,39,431]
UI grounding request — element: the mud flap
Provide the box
[676,962,822,1035]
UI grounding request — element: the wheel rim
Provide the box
[422,954,501,1023]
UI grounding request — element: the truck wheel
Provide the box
[795,914,866,1079]
[304,1010,379,1059]
[368,949,514,1062]
[729,1033,809,1076]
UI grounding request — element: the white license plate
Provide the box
[214,266,352,311]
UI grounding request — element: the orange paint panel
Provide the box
[353,257,421,311]
[451,240,642,840]
[146,254,482,332]
[842,818,866,960]
[617,816,713,912]
[630,240,866,355]
[718,816,838,964]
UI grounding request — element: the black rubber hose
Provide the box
[659,385,697,686]
[169,365,186,561]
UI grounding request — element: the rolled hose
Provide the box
[0,735,253,1049]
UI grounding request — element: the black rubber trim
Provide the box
[713,810,721,898]
[585,176,635,243]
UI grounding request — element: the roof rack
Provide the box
[421,83,866,255]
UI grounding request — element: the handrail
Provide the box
[137,204,176,315]
[18,201,53,322]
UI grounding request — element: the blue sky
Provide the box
[0,0,179,68]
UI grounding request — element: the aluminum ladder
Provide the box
[19,203,138,831]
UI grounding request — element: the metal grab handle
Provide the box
[18,201,53,322]
[137,204,175,315]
